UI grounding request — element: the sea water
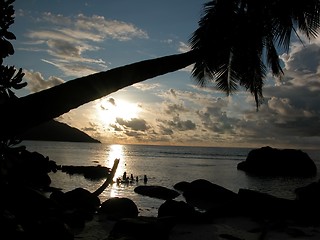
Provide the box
[21,141,320,217]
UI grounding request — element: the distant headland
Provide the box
[19,119,101,143]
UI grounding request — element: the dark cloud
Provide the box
[164,102,188,114]
[115,118,149,131]
[109,123,123,132]
[81,122,99,132]
[196,108,238,134]
[158,125,174,135]
[158,115,196,131]
[169,88,177,97]
[108,97,116,106]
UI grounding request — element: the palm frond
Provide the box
[190,0,320,109]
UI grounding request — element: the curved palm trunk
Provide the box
[0,50,198,138]
[92,158,120,197]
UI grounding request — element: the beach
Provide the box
[74,214,320,240]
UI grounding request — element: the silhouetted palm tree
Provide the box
[1,0,319,138]
[190,0,320,108]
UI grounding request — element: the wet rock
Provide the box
[134,185,180,200]
[60,165,110,180]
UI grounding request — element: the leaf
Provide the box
[7,89,16,98]
[12,82,27,90]
[4,31,16,40]
[12,68,25,84]
[3,40,15,56]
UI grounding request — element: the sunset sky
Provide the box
[5,0,320,149]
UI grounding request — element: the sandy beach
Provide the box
[75,214,320,240]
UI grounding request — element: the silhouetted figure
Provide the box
[122,171,127,181]
[136,176,139,182]
[144,175,148,184]
[116,177,121,185]
[130,173,134,181]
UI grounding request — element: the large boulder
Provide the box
[158,199,203,223]
[181,179,238,210]
[99,197,139,220]
[237,188,298,220]
[51,188,100,213]
[237,146,317,177]
[173,181,190,192]
[295,180,320,203]
[134,185,180,200]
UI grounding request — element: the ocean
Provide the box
[21,141,320,217]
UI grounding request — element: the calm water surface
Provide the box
[21,141,320,217]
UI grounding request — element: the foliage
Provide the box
[190,0,320,109]
[0,0,26,143]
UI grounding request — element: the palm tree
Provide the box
[190,0,320,108]
[1,0,319,138]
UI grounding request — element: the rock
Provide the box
[51,188,100,213]
[182,179,238,210]
[158,199,203,223]
[31,217,74,240]
[134,185,180,200]
[99,197,139,220]
[60,165,110,180]
[237,188,298,220]
[107,217,172,240]
[237,146,317,177]
[173,181,190,192]
[295,181,320,203]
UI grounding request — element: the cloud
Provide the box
[178,41,191,53]
[42,12,148,41]
[163,102,188,114]
[24,12,148,77]
[107,97,116,106]
[133,82,161,91]
[24,70,65,92]
[158,115,196,131]
[115,117,149,131]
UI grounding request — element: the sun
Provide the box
[97,98,141,124]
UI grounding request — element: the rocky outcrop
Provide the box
[237,146,317,177]
[60,165,110,180]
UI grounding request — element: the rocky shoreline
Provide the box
[2,146,320,240]
[74,178,320,240]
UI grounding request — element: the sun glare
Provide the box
[106,144,125,180]
[106,144,127,198]
[97,98,141,125]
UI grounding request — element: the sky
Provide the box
[4,0,320,149]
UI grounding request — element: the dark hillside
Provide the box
[19,119,100,143]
